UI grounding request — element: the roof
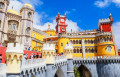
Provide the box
[24,3,33,8]
[8,9,20,16]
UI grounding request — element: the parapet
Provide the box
[6,43,24,53]
[42,43,55,51]
[64,42,73,50]
[99,18,110,24]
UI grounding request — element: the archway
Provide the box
[54,68,65,77]
[74,65,92,77]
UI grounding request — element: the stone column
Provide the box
[82,38,85,58]
[67,59,74,77]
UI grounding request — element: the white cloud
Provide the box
[34,19,81,32]
[113,22,120,49]
[8,0,23,12]
[94,0,109,8]
[65,11,71,14]
[8,0,81,33]
[94,0,120,8]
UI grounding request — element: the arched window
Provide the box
[76,40,78,44]
[73,40,75,44]
[79,40,81,44]
[26,37,28,42]
[0,3,4,9]
[77,49,79,53]
[26,27,31,34]
[28,12,32,18]
[106,45,112,52]
[80,49,82,53]
[33,34,36,38]
[13,24,16,30]
[74,49,76,53]
[9,24,12,29]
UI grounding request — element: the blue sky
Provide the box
[34,0,120,30]
[9,0,120,49]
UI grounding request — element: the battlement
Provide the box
[99,18,110,24]
[42,43,55,51]
[73,56,120,64]
[21,58,46,74]
[6,43,24,53]
[54,55,67,67]
[64,42,73,49]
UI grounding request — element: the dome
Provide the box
[8,9,20,15]
[24,3,32,8]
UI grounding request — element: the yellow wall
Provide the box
[58,37,70,53]
[97,44,115,56]
[31,31,46,51]
[44,30,56,36]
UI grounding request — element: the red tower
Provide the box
[98,13,113,32]
[56,13,68,34]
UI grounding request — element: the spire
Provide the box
[48,24,50,29]
[109,13,112,16]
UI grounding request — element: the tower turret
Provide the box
[98,15,112,32]
[6,43,23,75]
[109,13,113,23]
[56,13,68,34]
[20,3,34,49]
[63,42,73,59]
[42,43,55,64]
[0,0,9,43]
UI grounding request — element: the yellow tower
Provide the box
[97,35,115,56]
[6,43,23,73]
[63,42,73,59]
[42,43,55,64]
[58,36,70,53]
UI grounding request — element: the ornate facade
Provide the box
[0,0,34,50]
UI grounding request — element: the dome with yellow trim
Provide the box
[24,3,33,8]
[8,9,20,15]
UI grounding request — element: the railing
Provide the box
[0,63,6,77]
[59,32,111,38]
[54,55,67,64]
[21,58,46,71]
[96,32,111,37]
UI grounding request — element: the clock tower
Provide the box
[56,13,68,34]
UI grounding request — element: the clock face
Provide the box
[61,19,64,22]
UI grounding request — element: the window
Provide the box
[13,24,16,30]
[62,27,65,31]
[36,42,38,47]
[9,24,12,29]
[28,12,31,18]
[26,37,28,42]
[50,34,52,36]
[106,45,112,52]
[0,3,4,9]
[26,28,30,33]
[61,43,63,46]
[33,34,36,38]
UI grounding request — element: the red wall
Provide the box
[0,47,6,63]
[0,47,42,63]
[100,23,111,32]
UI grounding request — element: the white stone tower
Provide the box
[6,43,24,74]
[63,42,73,59]
[20,4,34,49]
[42,43,55,64]
[0,0,9,43]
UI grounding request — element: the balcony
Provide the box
[7,29,17,40]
